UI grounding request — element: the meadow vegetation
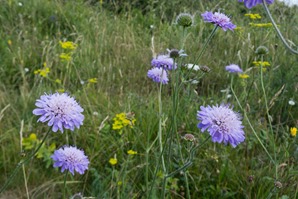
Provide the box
[0,0,298,198]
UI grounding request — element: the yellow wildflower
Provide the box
[250,23,273,28]
[239,74,249,79]
[59,53,72,61]
[7,40,12,46]
[88,78,97,84]
[22,133,39,150]
[290,127,297,137]
[244,13,261,20]
[34,67,50,77]
[57,88,65,93]
[117,181,122,186]
[59,41,77,50]
[112,112,136,130]
[253,61,270,67]
[109,158,117,165]
[127,150,138,155]
[55,79,62,84]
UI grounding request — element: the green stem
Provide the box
[158,73,166,173]
[259,56,278,179]
[184,25,218,79]
[262,0,298,55]
[230,76,275,164]
[165,136,210,178]
[63,170,69,199]
[0,127,51,193]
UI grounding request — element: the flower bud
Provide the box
[200,65,211,73]
[255,46,269,55]
[176,13,193,28]
[169,49,180,58]
[182,134,196,142]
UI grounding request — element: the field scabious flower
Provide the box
[197,104,245,147]
[51,146,89,175]
[147,67,169,84]
[151,55,176,70]
[225,64,243,73]
[239,0,274,9]
[201,11,236,31]
[33,92,84,133]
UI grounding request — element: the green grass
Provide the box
[0,0,298,198]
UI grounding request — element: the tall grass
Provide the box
[0,0,298,198]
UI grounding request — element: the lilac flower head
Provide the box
[225,64,243,73]
[147,67,169,84]
[33,92,84,133]
[201,11,236,31]
[151,55,176,70]
[51,146,89,175]
[197,104,245,147]
[239,0,274,9]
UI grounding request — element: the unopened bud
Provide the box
[200,65,211,73]
[176,13,193,28]
[182,134,196,142]
[255,46,269,55]
[169,49,180,58]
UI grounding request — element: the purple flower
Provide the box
[147,67,169,84]
[33,92,84,133]
[239,0,274,9]
[201,11,236,31]
[197,104,245,147]
[225,64,243,73]
[151,55,176,70]
[51,146,89,175]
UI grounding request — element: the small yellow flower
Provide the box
[7,40,12,46]
[234,26,243,31]
[239,74,249,79]
[109,158,117,165]
[34,67,50,77]
[88,78,97,83]
[39,68,50,77]
[55,79,61,84]
[57,88,65,93]
[29,133,37,140]
[250,23,272,28]
[112,112,136,130]
[59,53,72,61]
[244,13,261,20]
[117,181,123,186]
[127,150,137,155]
[59,41,77,50]
[290,127,297,137]
[22,133,39,150]
[253,61,270,67]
